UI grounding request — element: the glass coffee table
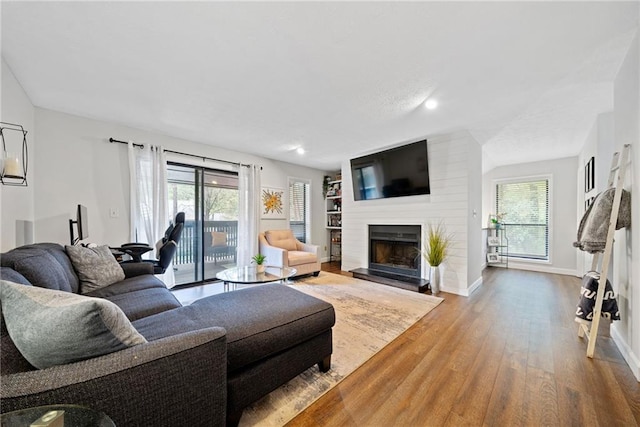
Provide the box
[216,266,297,291]
[1,404,114,426]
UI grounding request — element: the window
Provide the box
[289,179,310,243]
[496,178,549,260]
[167,163,239,285]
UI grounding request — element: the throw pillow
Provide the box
[211,231,227,247]
[0,280,147,369]
[65,245,125,294]
[265,230,298,252]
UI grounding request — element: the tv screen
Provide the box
[350,140,430,201]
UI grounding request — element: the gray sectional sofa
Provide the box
[0,243,335,426]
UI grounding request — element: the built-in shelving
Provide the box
[325,176,342,262]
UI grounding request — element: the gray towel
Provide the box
[573,188,631,253]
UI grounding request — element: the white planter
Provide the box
[429,265,442,295]
[256,264,266,273]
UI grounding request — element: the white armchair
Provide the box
[258,229,321,277]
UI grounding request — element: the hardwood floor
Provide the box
[289,267,640,426]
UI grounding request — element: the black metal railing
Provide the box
[175,220,238,265]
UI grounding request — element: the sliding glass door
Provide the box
[167,163,239,285]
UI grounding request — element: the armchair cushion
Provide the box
[0,281,147,370]
[264,230,297,252]
[288,251,318,267]
[65,245,125,294]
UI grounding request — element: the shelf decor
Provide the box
[0,122,28,186]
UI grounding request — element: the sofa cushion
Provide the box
[66,245,126,294]
[84,274,168,298]
[133,284,335,372]
[0,267,32,286]
[287,251,318,267]
[99,287,182,321]
[265,230,298,252]
[34,243,82,293]
[1,244,80,293]
[6,249,72,292]
[0,280,147,369]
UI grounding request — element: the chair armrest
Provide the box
[297,241,319,256]
[259,236,287,267]
[120,261,154,278]
[1,327,227,426]
[116,243,153,262]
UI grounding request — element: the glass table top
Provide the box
[216,266,296,284]
[1,404,115,427]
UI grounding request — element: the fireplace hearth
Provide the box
[351,224,429,293]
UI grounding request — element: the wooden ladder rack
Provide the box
[578,143,630,358]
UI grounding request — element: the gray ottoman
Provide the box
[133,283,335,425]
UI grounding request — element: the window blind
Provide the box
[496,179,549,260]
[289,181,308,243]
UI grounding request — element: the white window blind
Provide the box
[496,179,549,260]
[289,180,309,243]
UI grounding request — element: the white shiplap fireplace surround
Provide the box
[340,131,484,297]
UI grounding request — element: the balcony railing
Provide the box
[175,220,238,265]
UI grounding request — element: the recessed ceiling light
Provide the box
[296,147,305,155]
[424,99,438,110]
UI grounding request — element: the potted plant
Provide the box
[252,253,267,273]
[421,222,453,295]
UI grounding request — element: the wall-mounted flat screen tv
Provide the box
[350,140,430,201]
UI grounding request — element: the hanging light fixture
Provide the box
[1,122,28,186]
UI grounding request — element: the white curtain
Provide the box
[237,164,261,266]
[128,142,174,287]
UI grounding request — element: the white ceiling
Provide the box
[1,2,638,172]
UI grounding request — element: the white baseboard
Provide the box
[507,262,578,277]
[611,324,640,382]
[441,276,483,297]
[468,276,483,295]
[320,256,330,263]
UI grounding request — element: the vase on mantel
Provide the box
[429,265,441,295]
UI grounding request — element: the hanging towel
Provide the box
[575,271,620,324]
[573,188,631,253]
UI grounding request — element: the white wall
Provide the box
[29,108,329,256]
[576,113,615,277]
[482,156,579,276]
[609,30,640,380]
[0,59,35,251]
[341,131,483,296]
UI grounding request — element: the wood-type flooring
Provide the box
[288,266,640,426]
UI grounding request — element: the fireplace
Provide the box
[369,224,421,278]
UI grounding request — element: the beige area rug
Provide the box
[239,272,444,426]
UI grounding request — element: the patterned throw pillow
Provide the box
[65,245,125,294]
[0,280,147,369]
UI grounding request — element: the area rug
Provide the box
[239,272,444,426]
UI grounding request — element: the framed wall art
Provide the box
[261,187,286,219]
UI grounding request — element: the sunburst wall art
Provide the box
[261,187,286,219]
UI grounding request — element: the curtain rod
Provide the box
[109,137,252,168]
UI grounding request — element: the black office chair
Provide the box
[118,212,185,274]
